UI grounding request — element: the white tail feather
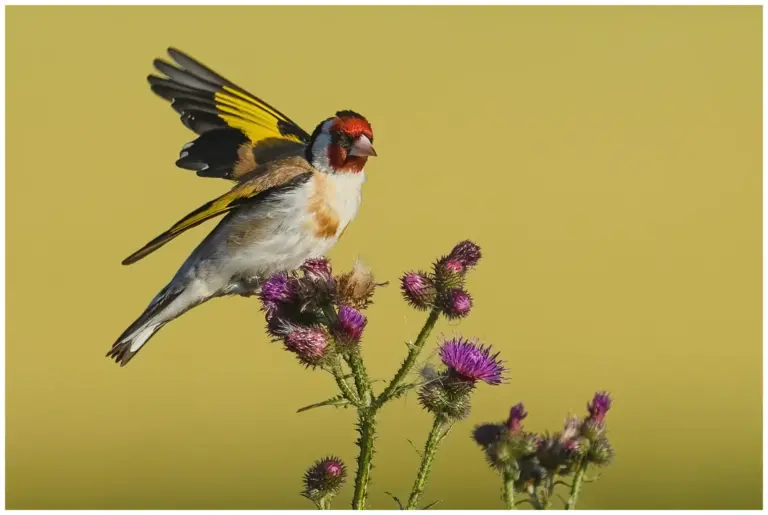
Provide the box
[128,324,160,353]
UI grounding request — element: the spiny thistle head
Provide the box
[440,288,473,319]
[418,377,473,421]
[433,257,465,291]
[580,418,605,441]
[506,403,528,433]
[417,379,451,414]
[439,337,506,385]
[447,240,482,270]
[336,260,379,310]
[515,455,547,491]
[587,435,615,466]
[301,456,347,502]
[433,240,482,286]
[474,405,539,474]
[260,273,295,310]
[535,433,580,475]
[284,327,331,366]
[333,305,367,346]
[587,391,612,425]
[400,271,437,310]
[473,423,506,448]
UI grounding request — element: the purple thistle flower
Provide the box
[284,327,329,363]
[587,391,612,424]
[260,273,294,307]
[506,402,528,432]
[302,456,347,500]
[447,240,482,269]
[442,288,473,319]
[401,271,437,310]
[301,257,333,279]
[439,337,506,385]
[334,305,367,345]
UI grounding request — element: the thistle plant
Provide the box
[255,240,615,509]
[472,393,615,509]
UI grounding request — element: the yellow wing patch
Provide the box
[214,87,306,145]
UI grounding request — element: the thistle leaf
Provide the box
[297,395,351,413]
[406,439,423,458]
[385,492,404,510]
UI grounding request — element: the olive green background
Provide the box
[6,6,762,509]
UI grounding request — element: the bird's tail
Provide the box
[107,284,188,367]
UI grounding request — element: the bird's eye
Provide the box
[337,133,354,149]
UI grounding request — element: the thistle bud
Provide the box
[580,418,605,441]
[447,240,482,269]
[259,273,295,313]
[417,380,451,415]
[473,423,506,448]
[333,305,367,347]
[587,391,612,425]
[301,456,347,503]
[441,288,473,319]
[587,436,614,466]
[400,271,437,310]
[417,372,473,421]
[536,433,580,475]
[506,403,528,433]
[284,327,331,366]
[433,258,465,290]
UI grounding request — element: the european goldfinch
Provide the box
[107,48,376,366]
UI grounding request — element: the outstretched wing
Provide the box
[122,159,314,265]
[149,47,312,181]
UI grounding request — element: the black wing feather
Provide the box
[147,47,311,181]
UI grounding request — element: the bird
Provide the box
[107,47,377,367]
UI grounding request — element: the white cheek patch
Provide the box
[309,120,334,173]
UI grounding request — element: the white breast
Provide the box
[327,171,366,234]
[220,170,366,280]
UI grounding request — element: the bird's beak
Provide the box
[349,135,377,157]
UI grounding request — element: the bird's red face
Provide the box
[308,111,376,174]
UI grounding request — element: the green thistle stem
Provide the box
[318,497,330,510]
[502,470,516,509]
[349,308,441,508]
[565,460,588,510]
[352,409,377,509]
[376,309,440,407]
[345,348,376,509]
[331,359,359,405]
[406,417,447,509]
[528,488,545,510]
[346,349,373,405]
[544,477,554,509]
